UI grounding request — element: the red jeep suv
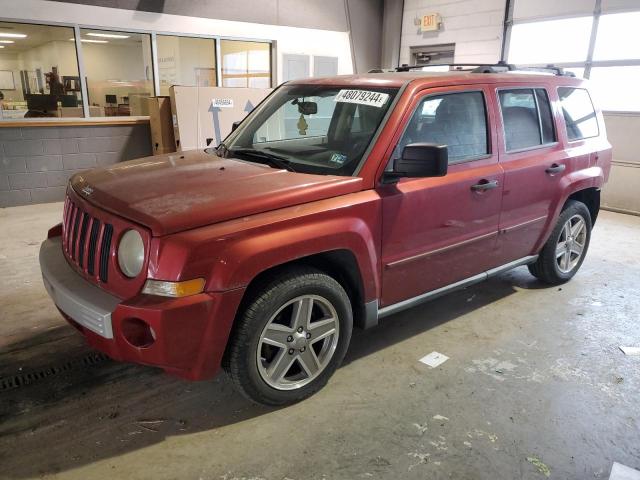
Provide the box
[40,65,611,405]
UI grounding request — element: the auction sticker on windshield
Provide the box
[334,90,390,108]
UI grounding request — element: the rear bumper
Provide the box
[40,236,245,380]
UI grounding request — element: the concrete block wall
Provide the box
[0,124,152,207]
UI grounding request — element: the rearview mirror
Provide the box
[297,101,318,115]
[393,143,448,178]
[231,120,241,132]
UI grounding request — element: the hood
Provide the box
[70,150,363,236]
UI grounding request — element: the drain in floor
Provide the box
[0,352,111,391]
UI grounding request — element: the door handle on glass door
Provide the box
[470,179,499,191]
[545,163,566,174]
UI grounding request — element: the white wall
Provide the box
[601,113,640,215]
[6,0,354,84]
[400,0,505,65]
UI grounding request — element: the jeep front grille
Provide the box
[62,196,113,284]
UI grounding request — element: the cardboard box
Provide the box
[169,86,271,151]
[147,96,176,155]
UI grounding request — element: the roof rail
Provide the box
[393,62,575,76]
[395,61,515,72]
[513,65,576,77]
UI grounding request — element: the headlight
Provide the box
[117,229,145,278]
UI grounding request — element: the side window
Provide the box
[557,87,599,141]
[395,91,488,164]
[499,88,556,151]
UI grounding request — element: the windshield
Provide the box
[218,84,399,176]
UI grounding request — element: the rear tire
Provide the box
[223,267,353,406]
[528,200,592,285]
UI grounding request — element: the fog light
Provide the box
[121,318,156,348]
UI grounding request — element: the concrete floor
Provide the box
[1,203,639,480]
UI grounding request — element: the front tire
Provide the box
[528,200,592,284]
[223,267,353,406]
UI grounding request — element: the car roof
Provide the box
[287,71,586,89]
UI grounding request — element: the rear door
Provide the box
[493,85,572,264]
[378,85,504,307]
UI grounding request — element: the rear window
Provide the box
[557,87,599,141]
[498,88,556,151]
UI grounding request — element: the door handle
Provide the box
[545,163,566,174]
[471,179,499,192]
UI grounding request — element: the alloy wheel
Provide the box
[256,295,340,390]
[556,214,587,273]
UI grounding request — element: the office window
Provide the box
[220,40,270,88]
[0,22,83,120]
[557,87,599,141]
[508,17,592,65]
[80,29,153,117]
[593,12,640,61]
[499,89,555,151]
[156,35,216,95]
[396,91,488,163]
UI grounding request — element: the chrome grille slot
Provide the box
[70,206,81,260]
[77,213,90,268]
[87,219,101,276]
[99,224,113,283]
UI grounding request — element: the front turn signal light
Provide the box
[142,278,206,298]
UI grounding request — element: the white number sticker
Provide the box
[211,98,234,108]
[334,89,390,108]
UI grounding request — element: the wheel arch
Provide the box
[238,249,371,330]
[565,187,600,225]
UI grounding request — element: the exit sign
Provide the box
[421,13,442,32]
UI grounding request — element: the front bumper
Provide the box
[40,236,245,380]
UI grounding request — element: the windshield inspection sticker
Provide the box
[211,98,234,108]
[334,89,389,108]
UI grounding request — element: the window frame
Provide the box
[496,85,560,154]
[393,88,493,167]
[219,39,273,89]
[0,17,275,122]
[556,86,600,143]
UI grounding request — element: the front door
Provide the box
[379,86,504,307]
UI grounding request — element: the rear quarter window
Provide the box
[498,88,556,151]
[557,87,599,141]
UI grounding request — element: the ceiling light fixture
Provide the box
[69,38,109,43]
[0,33,27,38]
[0,40,15,44]
[86,32,130,39]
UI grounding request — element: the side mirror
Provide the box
[231,120,241,132]
[390,143,448,180]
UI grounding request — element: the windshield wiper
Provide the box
[230,148,297,172]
